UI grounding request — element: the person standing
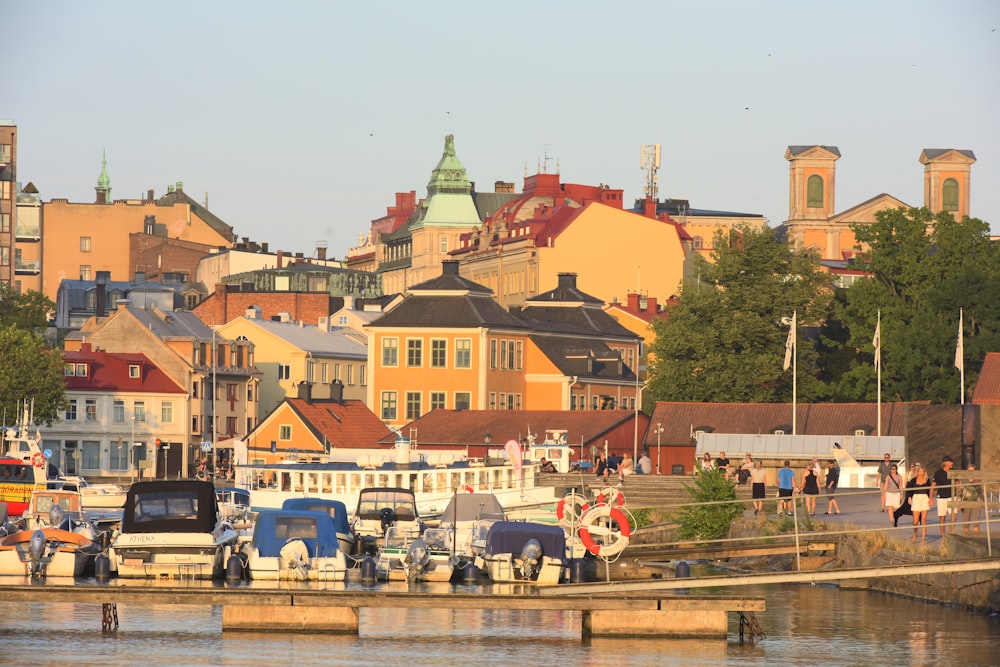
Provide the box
[777,460,796,516]
[957,464,983,533]
[883,464,903,526]
[799,461,820,515]
[824,460,841,515]
[907,463,932,542]
[877,453,893,512]
[931,455,956,537]
[750,460,767,515]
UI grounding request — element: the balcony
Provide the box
[15,259,40,274]
[15,223,40,241]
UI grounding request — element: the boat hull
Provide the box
[109,532,235,580]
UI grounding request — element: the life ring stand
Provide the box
[578,504,631,557]
[31,453,45,469]
[596,486,625,507]
[556,492,589,528]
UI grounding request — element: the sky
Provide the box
[5,1,999,259]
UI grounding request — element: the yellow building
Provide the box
[781,145,976,260]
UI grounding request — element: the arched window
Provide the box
[807,175,824,208]
[942,178,959,212]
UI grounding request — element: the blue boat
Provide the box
[281,497,355,556]
[247,509,347,581]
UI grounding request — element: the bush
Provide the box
[672,469,745,541]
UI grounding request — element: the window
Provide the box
[332,363,339,382]
[161,402,174,424]
[227,384,238,401]
[439,235,448,253]
[407,339,422,367]
[79,265,92,280]
[405,391,422,420]
[489,392,497,410]
[943,178,959,212]
[279,425,292,441]
[277,364,291,380]
[499,392,506,410]
[186,294,199,309]
[692,236,704,250]
[360,364,367,386]
[338,315,348,326]
[382,338,399,367]
[490,339,498,369]
[430,392,446,410]
[82,441,100,470]
[80,236,92,252]
[113,400,125,423]
[381,392,398,421]
[514,393,522,410]
[247,384,255,401]
[347,365,354,385]
[508,341,515,370]
[64,363,75,376]
[0,247,8,266]
[76,363,87,376]
[431,339,447,368]
[129,365,140,378]
[455,339,472,368]
[306,360,315,382]
[455,392,471,411]
[226,417,237,436]
[0,213,9,233]
[85,399,97,422]
[134,402,146,423]
[806,174,824,208]
[500,339,508,369]
[65,400,77,421]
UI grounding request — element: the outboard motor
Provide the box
[279,538,311,580]
[28,530,48,578]
[48,505,65,530]
[403,537,429,580]
[518,538,543,580]
[379,507,396,535]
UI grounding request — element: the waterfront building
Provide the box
[52,343,187,479]
[365,261,641,431]
[65,302,261,476]
[779,146,976,261]
[54,270,198,330]
[216,314,369,416]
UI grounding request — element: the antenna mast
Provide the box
[641,144,661,200]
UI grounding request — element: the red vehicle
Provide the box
[0,455,45,516]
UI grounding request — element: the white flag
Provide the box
[872,317,881,367]
[955,310,964,371]
[783,312,796,371]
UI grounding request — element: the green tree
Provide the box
[0,325,66,425]
[646,225,833,403]
[0,283,54,331]
[834,208,1000,402]
[672,468,745,540]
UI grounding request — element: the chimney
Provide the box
[297,381,313,404]
[277,250,283,269]
[316,241,327,261]
[331,379,344,403]
[442,260,460,276]
[175,181,183,193]
[95,271,110,317]
[557,273,577,290]
[644,198,657,219]
[144,215,156,235]
[147,189,155,202]
[627,293,640,311]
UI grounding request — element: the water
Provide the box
[2,584,998,667]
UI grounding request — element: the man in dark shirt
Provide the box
[931,455,956,536]
[716,452,731,480]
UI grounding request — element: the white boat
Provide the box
[239,439,557,519]
[245,509,347,581]
[434,492,506,562]
[281,497,356,557]
[0,527,100,578]
[477,521,566,586]
[108,480,239,580]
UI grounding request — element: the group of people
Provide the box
[593,450,653,484]
[771,458,841,517]
[879,454,983,542]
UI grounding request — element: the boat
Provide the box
[107,480,239,579]
[477,521,567,585]
[216,487,252,523]
[245,509,348,581]
[239,438,558,519]
[375,524,457,582]
[281,498,355,557]
[351,487,422,556]
[434,492,506,562]
[0,526,101,578]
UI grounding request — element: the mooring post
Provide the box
[102,603,119,633]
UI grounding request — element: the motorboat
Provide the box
[108,480,239,579]
[351,487,422,556]
[245,509,347,581]
[216,487,252,523]
[375,524,456,582]
[0,526,101,578]
[434,492,506,562]
[281,498,355,557]
[477,521,566,585]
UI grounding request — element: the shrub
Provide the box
[672,469,745,541]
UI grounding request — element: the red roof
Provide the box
[63,347,185,394]
[286,398,394,448]
[972,352,1000,404]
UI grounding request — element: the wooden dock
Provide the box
[0,580,763,638]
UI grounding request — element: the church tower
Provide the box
[783,145,841,256]
[919,149,975,220]
[95,150,111,204]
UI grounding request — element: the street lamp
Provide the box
[654,422,664,475]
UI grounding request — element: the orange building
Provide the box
[35,159,234,301]
[781,146,976,260]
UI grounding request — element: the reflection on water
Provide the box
[1,585,998,667]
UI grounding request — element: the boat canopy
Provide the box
[252,509,340,558]
[484,521,565,558]
[353,487,418,522]
[281,498,351,536]
[438,493,505,524]
[122,480,219,534]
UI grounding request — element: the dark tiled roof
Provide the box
[646,402,916,447]
[972,352,1000,405]
[380,409,638,447]
[286,398,394,448]
[531,336,636,382]
[368,292,527,329]
[921,148,976,161]
[518,305,638,338]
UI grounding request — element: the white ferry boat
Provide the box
[237,439,557,519]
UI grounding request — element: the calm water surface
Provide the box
[2,584,998,667]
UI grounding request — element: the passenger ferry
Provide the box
[238,438,558,519]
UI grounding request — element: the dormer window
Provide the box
[129,364,140,379]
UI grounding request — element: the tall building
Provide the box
[0,120,16,288]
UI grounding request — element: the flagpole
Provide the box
[792,311,797,436]
[876,311,881,437]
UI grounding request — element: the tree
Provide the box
[672,468,745,541]
[0,283,54,331]
[834,208,1000,402]
[0,325,66,425]
[646,225,834,404]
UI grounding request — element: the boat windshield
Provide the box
[355,488,417,520]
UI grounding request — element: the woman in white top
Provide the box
[700,452,714,472]
[882,464,903,525]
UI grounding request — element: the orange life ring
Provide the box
[556,493,589,527]
[596,487,625,507]
[32,452,45,468]
[578,505,631,557]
